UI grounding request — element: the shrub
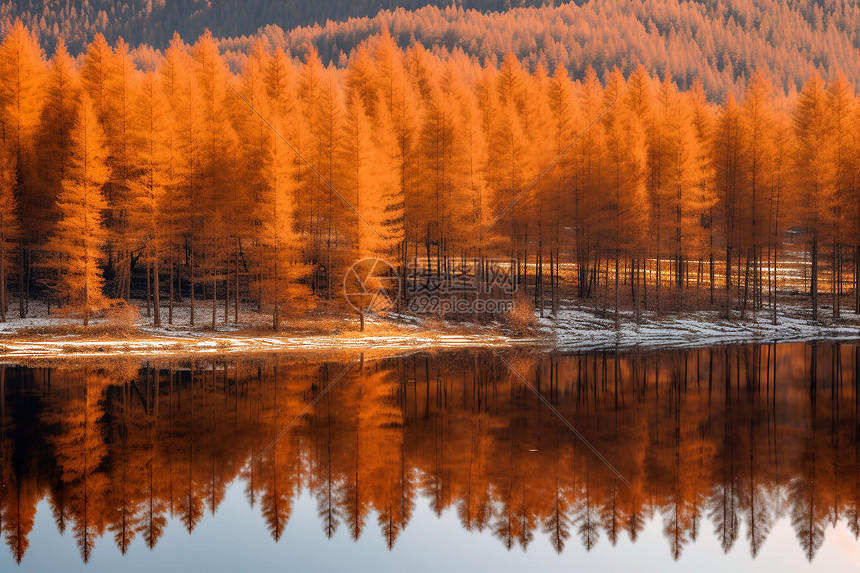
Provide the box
[103,300,140,332]
[505,293,537,335]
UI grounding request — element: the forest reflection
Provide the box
[1,343,860,564]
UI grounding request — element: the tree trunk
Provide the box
[549,248,555,315]
[772,244,778,325]
[725,245,732,319]
[169,251,174,325]
[834,242,840,320]
[225,256,230,323]
[153,255,161,327]
[190,247,195,326]
[146,260,152,317]
[212,259,217,330]
[741,249,751,319]
[614,254,620,329]
[235,238,240,324]
[709,250,715,305]
[855,244,860,314]
[811,233,818,321]
[0,240,6,323]
[18,245,25,319]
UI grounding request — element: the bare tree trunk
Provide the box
[741,249,751,319]
[856,244,860,314]
[0,240,5,322]
[212,254,217,330]
[235,238,239,324]
[153,255,161,327]
[18,245,25,319]
[549,248,555,315]
[190,248,195,326]
[169,250,174,325]
[614,253,620,329]
[642,257,648,310]
[656,254,661,314]
[697,258,702,291]
[772,242,778,325]
[146,260,152,317]
[709,250,715,305]
[834,242,840,319]
[554,247,560,314]
[725,245,732,319]
[811,232,818,321]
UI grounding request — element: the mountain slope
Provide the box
[2,0,857,97]
[247,0,859,97]
[0,0,551,51]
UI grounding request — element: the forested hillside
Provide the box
[255,0,860,97]
[1,1,859,97]
[0,0,556,50]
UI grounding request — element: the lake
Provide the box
[1,342,860,571]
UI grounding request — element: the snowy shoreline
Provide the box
[0,302,858,359]
[538,305,860,351]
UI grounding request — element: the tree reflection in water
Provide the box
[0,343,859,563]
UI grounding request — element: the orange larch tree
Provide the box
[130,71,171,326]
[0,150,17,321]
[0,21,44,318]
[43,98,111,325]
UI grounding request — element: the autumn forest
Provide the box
[0,14,856,330]
[1,0,860,570]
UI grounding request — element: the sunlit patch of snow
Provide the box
[0,330,521,360]
[538,304,860,351]
[2,298,860,360]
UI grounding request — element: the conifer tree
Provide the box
[0,151,18,321]
[299,49,345,298]
[33,38,79,237]
[546,63,575,314]
[712,95,743,318]
[105,39,140,301]
[687,79,717,305]
[43,98,111,325]
[826,75,855,319]
[130,72,170,326]
[740,73,775,316]
[158,33,190,325]
[237,41,309,331]
[793,74,830,321]
[193,30,237,328]
[0,20,45,318]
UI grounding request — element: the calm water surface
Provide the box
[2,343,860,571]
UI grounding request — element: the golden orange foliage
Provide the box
[0,23,854,326]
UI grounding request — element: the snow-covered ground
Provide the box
[0,331,522,359]
[0,299,858,359]
[538,304,860,351]
[0,302,526,359]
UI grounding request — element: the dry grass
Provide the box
[504,293,538,335]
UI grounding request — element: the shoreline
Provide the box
[537,305,860,351]
[0,302,859,360]
[0,331,539,360]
